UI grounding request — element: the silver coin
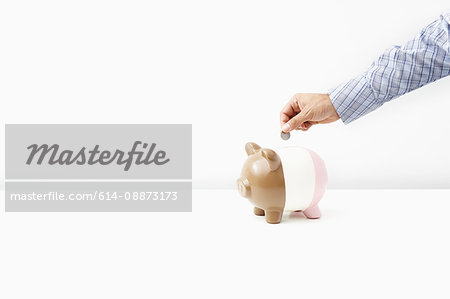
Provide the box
[280,131,290,140]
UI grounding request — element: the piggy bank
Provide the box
[236,142,327,224]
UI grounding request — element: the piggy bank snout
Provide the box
[236,177,251,198]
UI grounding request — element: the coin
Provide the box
[280,131,290,140]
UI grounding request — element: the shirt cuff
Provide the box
[328,73,382,124]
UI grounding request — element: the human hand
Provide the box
[280,93,340,132]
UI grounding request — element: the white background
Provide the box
[1,190,450,299]
[1,1,450,299]
[1,0,450,189]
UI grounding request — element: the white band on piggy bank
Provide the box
[276,147,315,212]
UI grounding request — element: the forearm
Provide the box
[330,13,450,124]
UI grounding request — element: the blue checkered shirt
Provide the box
[329,13,450,124]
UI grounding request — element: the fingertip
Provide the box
[281,123,291,133]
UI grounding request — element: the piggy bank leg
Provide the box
[303,205,321,219]
[253,207,265,216]
[265,210,283,224]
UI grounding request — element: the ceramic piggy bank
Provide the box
[236,142,327,224]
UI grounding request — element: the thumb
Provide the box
[282,110,311,132]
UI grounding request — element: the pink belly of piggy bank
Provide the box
[277,147,328,218]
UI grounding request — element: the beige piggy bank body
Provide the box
[237,142,327,224]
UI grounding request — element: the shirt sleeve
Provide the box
[329,13,450,124]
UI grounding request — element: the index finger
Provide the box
[280,97,301,127]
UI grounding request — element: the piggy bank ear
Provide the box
[261,149,281,171]
[245,142,261,156]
